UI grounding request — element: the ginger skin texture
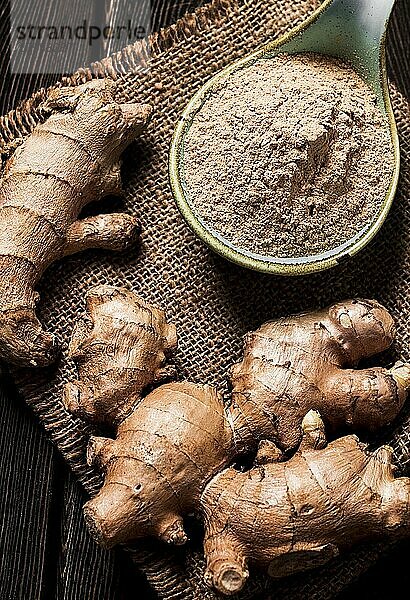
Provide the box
[230,299,410,452]
[0,79,151,367]
[201,411,410,595]
[63,286,177,426]
[75,296,410,560]
[84,382,235,546]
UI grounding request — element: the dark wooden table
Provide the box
[0,1,409,598]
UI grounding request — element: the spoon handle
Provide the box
[276,0,396,98]
[323,0,396,47]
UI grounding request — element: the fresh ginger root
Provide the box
[75,296,410,558]
[230,299,410,452]
[0,79,151,367]
[84,381,235,546]
[201,411,410,595]
[63,286,177,426]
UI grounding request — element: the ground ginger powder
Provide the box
[183,53,394,258]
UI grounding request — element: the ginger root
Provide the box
[77,297,409,536]
[63,286,177,426]
[0,79,151,367]
[230,299,410,452]
[65,295,410,591]
[201,411,410,595]
[84,381,235,546]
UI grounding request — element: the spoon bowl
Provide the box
[169,0,399,275]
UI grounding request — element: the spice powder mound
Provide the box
[182,53,394,258]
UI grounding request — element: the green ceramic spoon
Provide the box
[169,0,399,275]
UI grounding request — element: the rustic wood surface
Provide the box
[0,1,409,598]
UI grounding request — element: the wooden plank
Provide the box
[0,371,56,600]
[56,474,119,600]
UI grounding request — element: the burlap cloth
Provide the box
[1,0,410,598]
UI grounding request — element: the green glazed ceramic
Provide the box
[169,0,399,275]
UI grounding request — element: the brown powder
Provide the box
[182,53,394,258]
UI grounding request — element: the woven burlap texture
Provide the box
[2,0,410,598]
